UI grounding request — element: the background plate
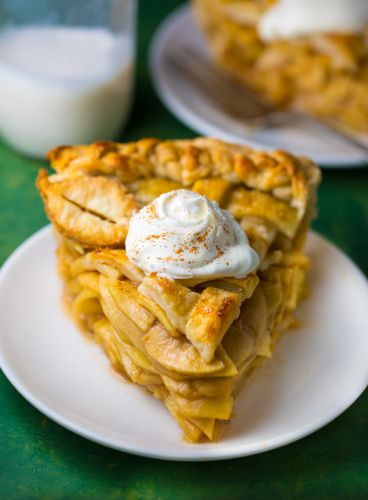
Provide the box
[150,5,368,168]
[0,226,367,461]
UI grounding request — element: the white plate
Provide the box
[150,5,368,168]
[0,226,368,461]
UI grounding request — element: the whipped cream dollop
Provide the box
[258,0,368,42]
[125,189,259,280]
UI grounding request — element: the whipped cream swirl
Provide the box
[125,189,259,280]
[258,0,368,42]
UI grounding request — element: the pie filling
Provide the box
[37,137,320,442]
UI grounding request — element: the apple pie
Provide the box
[193,0,368,134]
[37,137,320,442]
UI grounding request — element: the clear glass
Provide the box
[0,0,137,158]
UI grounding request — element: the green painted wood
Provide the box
[0,1,367,498]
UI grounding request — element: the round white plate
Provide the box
[150,5,368,168]
[0,226,367,461]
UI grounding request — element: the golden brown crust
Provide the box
[38,138,320,255]
[44,137,319,211]
[37,170,137,247]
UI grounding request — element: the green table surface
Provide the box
[0,1,367,498]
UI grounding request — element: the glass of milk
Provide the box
[0,0,136,158]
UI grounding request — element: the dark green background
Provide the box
[0,1,367,498]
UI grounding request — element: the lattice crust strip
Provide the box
[38,137,320,442]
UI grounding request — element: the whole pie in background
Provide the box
[37,137,320,443]
[192,0,368,135]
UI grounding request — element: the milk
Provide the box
[0,27,134,157]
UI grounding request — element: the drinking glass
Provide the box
[0,0,137,157]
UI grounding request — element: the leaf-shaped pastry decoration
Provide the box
[37,170,138,247]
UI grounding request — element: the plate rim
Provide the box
[0,225,367,461]
[149,4,368,169]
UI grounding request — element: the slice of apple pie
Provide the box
[193,0,368,134]
[37,137,320,442]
